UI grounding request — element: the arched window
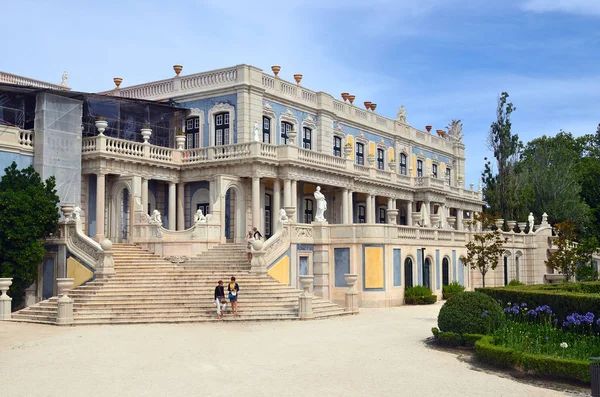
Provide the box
[214,112,230,146]
[400,153,407,175]
[442,258,450,286]
[304,198,313,223]
[377,148,385,170]
[303,127,312,150]
[262,116,271,143]
[404,258,414,289]
[356,143,365,165]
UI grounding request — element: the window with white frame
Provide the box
[214,112,230,146]
[417,160,423,177]
[400,153,407,175]
[185,116,201,149]
[281,121,293,145]
[432,163,438,178]
[263,116,271,143]
[445,168,451,185]
[356,143,365,165]
[378,207,386,223]
[357,204,366,223]
[377,148,385,170]
[303,127,312,150]
[333,136,342,157]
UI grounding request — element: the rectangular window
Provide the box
[303,127,312,150]
[432,164,438,178]
[215,113,229,146]
[186,119,193,130]
[194,118,200,129]
[304,199,313,223]
[224,128,230,145]
[262,116,271,143]
[216,114,223,126]
[333,136,342,157]
[281,121,292,145]
[186,133,193,149]
[358,204,366,223]
[417,160,423,177]
[446,168,451,185]
[379,208,386,223]
[356,143,364,165]
[224,113,229,124]
[377,148,384,170]
[400,153,407,175]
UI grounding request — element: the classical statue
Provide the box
[396,105,407,123]
[194,209,207,224]
[445,120,463,142]
[279,208,288,223]
[149,210,162,225]
[73,206,81,220]
[528,212,535,234]
[253,121,260,142]
[314,186,327,222]
[60,71,68,87]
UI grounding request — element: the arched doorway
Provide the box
[442,257,450,286]
[423,258,431,290]
[503,256,509,286]
[225,188,235,242]
[223,182,246,243]
[120,188,130,242]
[404,257,413,289]
[108,180,132,243]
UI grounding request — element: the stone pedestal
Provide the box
[25,283,37,307]
[344,274,359,314]
[312,223,330,300]
[251,240,267,275]
[298,275,314,320]
[387,209,398,224]
[284,206,296,223]
[0,278,13,321]
[56,278,74,325]
[96,239,115,278]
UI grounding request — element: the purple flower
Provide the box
[528,310,538,317]
[596,318,600,326]
[521,302,528,308]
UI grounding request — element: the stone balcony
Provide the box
[81,135,481,200]
[0,71,70,91]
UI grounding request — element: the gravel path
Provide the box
[0,303,585,397]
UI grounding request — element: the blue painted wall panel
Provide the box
[393,248,402,286]
[436,250,441,290]
[178,94,238,146]
[265,101,318,146]
[334,248,350,287]
[0,151,33,177]
[417,249,423,285]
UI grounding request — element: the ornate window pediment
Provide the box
[208,102,235,147]
[355,132,368,145]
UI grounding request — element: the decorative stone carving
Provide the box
[149,210,162,225]
[445,120,463,142]
[73,206,82,220]
[0,278,13,321]
[194,209,207,224]
[528,212,535,234]
[61,71,68,87]
[314,186,327,222]
[253,121,260,142]
[166,256,188,264]
[279,208,289,223]
[396,105,406,123]
[294,226,313,238]
[541,212,548,225]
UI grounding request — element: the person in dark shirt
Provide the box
[228,276,240,316]
[253,227,263,240]
[214,280,227,319]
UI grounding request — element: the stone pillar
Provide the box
[95,173,105,241]
[424,200,431,227]
[25,283,37,307]
[312,224,330,299]
[283,179,291,207]
[387,196,398,224]
[177,182,185,231]
[344,274,359,313]
[141,178,148,215]
[342,188,349,224]
[457,208,463,231]
[252,176,260,229]
[406,201,412,226]
[0,278,13,320]
[291,180,298,210]
[348,190,354,223]
[366,194,373,223]
[299,275,314,320]
[273,178,281,230]
[168,182,176,231]
[56,278,74,325]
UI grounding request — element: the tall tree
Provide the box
[482,92,526,221]
[461,212,508,288]
[0,162,60,308]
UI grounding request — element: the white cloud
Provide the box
[521,0,600,16]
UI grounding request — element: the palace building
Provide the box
[0,66,561,323]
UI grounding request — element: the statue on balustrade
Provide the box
[149,210,162,225]
[194,209,207,224]
[528,212,535,234]
[314,186,327,222]
[396,105,407,123]
[445,120,463,142]
[279,208,289,223]
[73,206,82,220]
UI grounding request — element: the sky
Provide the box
[2,0,599,186]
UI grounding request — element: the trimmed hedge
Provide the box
[431,328,485,347]
[405,286,437,305]
[476,285,600,322]
[442,281,465,300]
[438,291,505,335]
[475,336,591,384]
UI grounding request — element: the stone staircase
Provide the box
[11,243,348,325]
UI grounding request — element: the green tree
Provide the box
[0,162,60,308]
[461,212,508,288]
[520,132,591,232]
[575,237,599,281]
[482,92,527,221]
[546,219,584,281]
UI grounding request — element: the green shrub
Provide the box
[507,279,524,286]
[405,286,437,305]
[462,333,485,347]
[475,336,591,384]
[442,281,465,300]
[431,328,485,348]
[476,285,600,322]
[438,291,504,335]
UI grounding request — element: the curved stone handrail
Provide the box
[134,217,221,242]
[63,219,114,278]
[263,224,291,267]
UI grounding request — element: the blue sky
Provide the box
[2,0,599,186]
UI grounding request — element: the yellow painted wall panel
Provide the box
[67,257,94,288]
[411,155,417,177]
[388,147,394,162]
[369,142,375,157]
[347,136,354,160]
[268,256,290,285]
[364,247,384,289]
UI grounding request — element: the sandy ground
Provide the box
[0,303,587,397]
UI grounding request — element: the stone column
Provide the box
[457,208,463,231]
[424,200,431,227]
[299,275,314,320]
[348,190,354,223]
[366,194,373,223]
[252,176,260,229]
[273,178,281,229]
[387,197,398,224]
[291,179,298,209]
[283,179,291,207]
[0,278,13,320]
[342,188,349,224]
[95,173,106,241]
[141,178,148,215]
[168,182,176,230]
[406,201,412,226]
[177,182,185,231]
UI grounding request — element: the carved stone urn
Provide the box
[95,119,108,136]
[175,134,186,150]
[517,222,527,234]
[388,161,396,170]
[506,220,517,232]
[287,128,297,144]
[141,127,152,143]
[60,205,75,221]
[299,275,313,296]
[341,93,349,102]
[370,103,377,112]
[271,65,281,77]
[0,278,12,296]
[495,219,505,230]
[348,95,355,104]
[446,216,457,229]
[364,101,372,110]
[173,64,183,77]
[113,77,123,89]
[343,274,358,292]
[293,74,303,84]
[56,278,74,299]
[343,143,353,158]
